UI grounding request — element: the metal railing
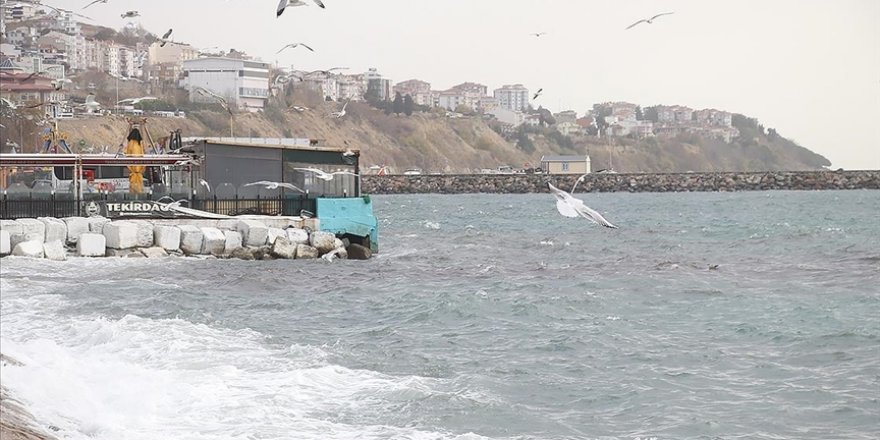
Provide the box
[1,194,317,219]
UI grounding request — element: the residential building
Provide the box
[695,109,733,127]
[148,41,197,66]
[524,114,542,127]
[576,116,595,130]
[494,84,529,111]
[300,70,339,101]
[541,155,591,175]
[611,102,638,121]
[437,90,466,111]
[554,110,578,124]
[478,96,498,113]
[182,57,270,111]
[393,79,433,107]
[2,2,39,22]
[364,68,392,101]
[555,121,582,136]
[487,107,525,127]
[0,72,65,106]
[337,74,366,102]
[104,44,120,77]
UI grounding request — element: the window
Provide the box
[562,162,570,171]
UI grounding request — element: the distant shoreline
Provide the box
[362,170,880,194]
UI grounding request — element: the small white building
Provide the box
[182,57,270,111]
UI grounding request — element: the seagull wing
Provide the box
[341,100,349,111]
[312,0,325,8]
[276,0,288,16]
[300,43,315,52]
[331,171,358,177]
[625,19,648,30]
[650,11,675,21]
[162,29,173,39]
[571,199,618,228]
[276,44,293,54]
[278,182,306,192]
[243,181,270,187]
[556,200,580,218]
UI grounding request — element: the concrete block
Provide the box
[87,216,110,233]
[216,219,240,231]
[237,220,268,247]
[103,221,138,249]
[153,225,181,252]
[63,217,90,244]
[140,247,169,258]
[223,230,242,254]
[129,220,155,248]
[303,218,320,232]
[0,230,10,256]
[77,233,106,257]
[43,240,66,261]
[0,220,24,237]
[178,225,204,255]
[200,227,226,255]
[267,228,285,247]
[271,237,297,259]
[12,219,45,247]
[309,231,337,255]
[12,240,44,258]
[38,217,67,243]
[286,228,309,246]
[295,244,319,259]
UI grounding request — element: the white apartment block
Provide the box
[494,84,530,112]
[182,57,270,111]
[148,41,198,66]
[104,44,120,77]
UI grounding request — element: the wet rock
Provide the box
[12,219,45,248]
[347,243,373,260]
[140,247,169,258]
[267,228,286,247]
[286,228,309,246]
[39,217,67,243]
[103,221,138,249]
[129,220,155,248]
[231,247,255,261]
[87,216,111,233]
[237,220,269,247]
[178,225,204,255]
[223,230,243,254]
[200,227,226,255]
[154,225,181,252]
[295,244,319,259]
[309,231,337,255]
[63,217,90,245]
[106,248,139,258]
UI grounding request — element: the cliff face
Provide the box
[4,97,828,173]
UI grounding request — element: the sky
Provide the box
[49,0,880,169]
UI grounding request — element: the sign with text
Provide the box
[84,201,192,219]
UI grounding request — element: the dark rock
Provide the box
[231,247,256,261]
[347,243,373,260]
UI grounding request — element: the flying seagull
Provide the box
[276,43,315,54]
[532,88,543,100]
[83,0,108,9]
[117,96,157,105]
[277,0,325,17]
[547,182,618,228]
[531,32,547,37]
[626,12,674,30]
[293,167,358,181]
[330,99,350,118]
[159,29,173,47]
[193,87,232,115]
[198,179,211,193]
[244,181,305,192]
[120,10,140,19]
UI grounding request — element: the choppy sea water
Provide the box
[1,191,879,440]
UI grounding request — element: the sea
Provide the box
[1,190,878,440]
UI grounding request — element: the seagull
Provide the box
[330,99,350,118]
[159,29,173,47]
[277,0,324,17]
[322,247,345,262]
[117,96,157,105]
[532,88,543,100]
[570,173,589,193]
[51,78,72,91]
[120,10,140,19]
[83,0,108,9]
[276,43,315,54]
[198,179,211,193]
[244,181,306,192]
[531,32,547,37]
[293,167,357,181]
[193,87,232,115]
[547,182,618,228]
[625,12,674,30]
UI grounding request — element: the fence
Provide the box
[0,194,317,219]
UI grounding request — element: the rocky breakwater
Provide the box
[0,217,373,261]
[362,170,880,194]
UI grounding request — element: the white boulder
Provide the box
[12,240,44,258]
[87,216,111,233]
[0,230,11,256]
[286,228,310,246]
[154,225,181,252]
[0,220,23,237]
[178,225,204,255]
[103,221,138,249]
[237,220,269,247]
[76,233,106,257]
[39,217,67,243]
[140,247,169,258]
[267,228,285,246]
[12,219,45,247]
[295,244,319,259]
[63,217,90,244]
[309,231,337,255]
[129,220,155,248]
[200,227,226,255]
[43,240,66,261]
[223,230,242,254]
[271,237,297,259]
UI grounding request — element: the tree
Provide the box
[403,94,414,116]
[636,106,644,121]
[392,92,404,115]
[383,99,392,115]
[643,106,659,123]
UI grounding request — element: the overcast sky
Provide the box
[54,0,880,169]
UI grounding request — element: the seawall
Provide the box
[362,170,880,194]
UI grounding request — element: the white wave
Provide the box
[0,262,495,440]
[423,221,441,230]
